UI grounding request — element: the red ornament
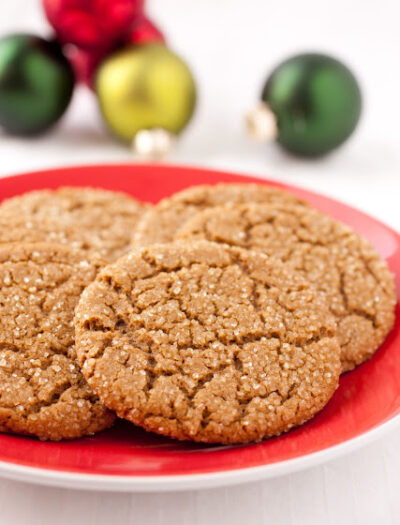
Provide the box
[43,0,145,51]
[127,14,165,45]
[43,0,165,87]
[64,45,104,88]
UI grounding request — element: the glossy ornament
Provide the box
[128,14,165,46]
[43,0,165,88]
[65,14,165,89]
[42,0,144,51]
[248,53,362,157]
[0,34,75,135]
[96,43,196,147]
[65,46,104,89]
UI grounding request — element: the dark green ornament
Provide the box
[0,34,75,135]
[247,53,362,157]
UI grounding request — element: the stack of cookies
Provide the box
[0,184,396,444]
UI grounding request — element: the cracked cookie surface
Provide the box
[0,243,115,440]
[75,241,340,444]
[133,183,308,248]
[176,204,397,372]
[0,187,149,263]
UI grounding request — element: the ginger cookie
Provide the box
[133,183,308,247]
[0,215,104,254]
[0,215,135,261]
[0,243,115,440]
[75,240,340,444]
[0,187,149,262]
[176,204,397,372]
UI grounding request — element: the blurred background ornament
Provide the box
[127,14,165,46]
[42,0,144,51]
[64,45,103,88]
[246,53,362,157]
[0,33,75,135]
[43,0,164,88]
[96,43,196,156]
[0,1,193,158]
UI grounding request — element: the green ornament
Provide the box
[247,53,362,157]
[96,43,196,157]
[0,34,75,135]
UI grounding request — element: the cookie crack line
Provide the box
[139,379,305,436]
[338,271,378,329]
[175,203,395,371]
[0,377,74,416]
[75,242,340,444]
[29,380,75,415]
[0,243,115,440]
[358,251,394,300]
[140,252,234,278]
[92,261,332,353]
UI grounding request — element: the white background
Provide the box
[0,0,400,523]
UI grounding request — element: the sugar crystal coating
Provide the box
[133,183,308,247]
[0,242,115,440]
[176,203,397,371]
[75,241,340,444]
[0,187,149,263]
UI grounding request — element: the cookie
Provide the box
[75,240,340,444]
[0,187,149,262]
[176,204,397,372]
[0,215,101,253]
[133,183,308,247]
[0,243,115,440]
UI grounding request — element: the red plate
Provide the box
[0,164,399,492]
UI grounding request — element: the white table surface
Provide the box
[1,0,400,523]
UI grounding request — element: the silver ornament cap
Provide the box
[132,128,176,160]
[245,102,278,142]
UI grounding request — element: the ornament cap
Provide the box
[132,128,176,160]
[245,102,278,142]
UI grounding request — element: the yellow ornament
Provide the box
[96,43,196,151]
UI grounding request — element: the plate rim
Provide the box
[0,414,399,492]
[0,163,398,491]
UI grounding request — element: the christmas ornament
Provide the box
[43,0,165,88]
[246,53,362,157]
[65,14,165,88]
[0,34,75,135]
[127,14,165,46]
[43,0,144,51]
[96,43,196,156]
[65,45,104,88]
